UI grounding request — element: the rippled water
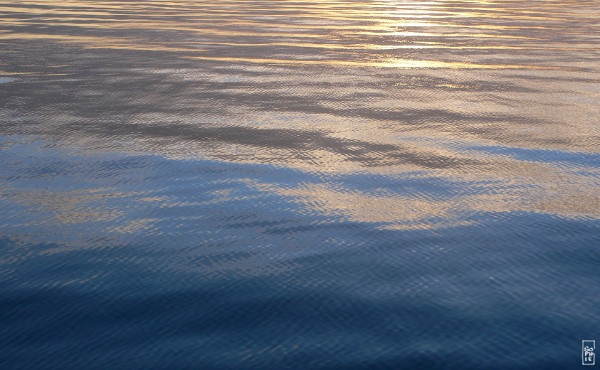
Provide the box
[1,0,600,368]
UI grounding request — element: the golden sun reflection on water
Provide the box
[1,0,600,229]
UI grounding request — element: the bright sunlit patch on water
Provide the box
[186,55,559,70]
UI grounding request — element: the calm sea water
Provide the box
[1,1,600,368]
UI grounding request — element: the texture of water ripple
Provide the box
[1,0,600,369]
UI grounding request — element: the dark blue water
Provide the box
[1,0,600,368]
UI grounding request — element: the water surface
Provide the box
[1,0,600,368]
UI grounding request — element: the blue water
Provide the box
[1,0,600,368]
